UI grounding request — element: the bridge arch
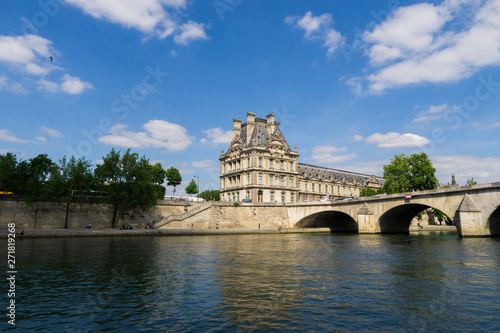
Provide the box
[378,203,454,234]
[488,206,500,236]
[294,210,358,232]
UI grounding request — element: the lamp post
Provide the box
[194,175,200,200]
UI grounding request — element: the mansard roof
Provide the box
[298,163,385,186]
[240,118,292,151]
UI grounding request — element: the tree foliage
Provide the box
[382,153,437,194]
[95,148,166,227]
[359,187,383,197]
[466,178,477,186]
[185,179,198,196]
[199,189,220,201]
[166,166,182,197]
[0,149,170,228]
[46,156,96,228]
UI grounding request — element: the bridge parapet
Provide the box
[289,182,500,236]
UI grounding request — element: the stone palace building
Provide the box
[219,112,384,203]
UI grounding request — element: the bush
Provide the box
[233,202,240,206]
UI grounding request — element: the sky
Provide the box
[1,0,500,196]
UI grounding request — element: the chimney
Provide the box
[266,113,275,136]
[246,112,256,145]
[232,118,242,140]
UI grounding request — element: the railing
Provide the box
[153,202,212,228]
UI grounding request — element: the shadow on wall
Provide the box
[379,204,454,234]
[488,206,500,236]
[294,211,358,233]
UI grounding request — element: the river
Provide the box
[3,232,500,332]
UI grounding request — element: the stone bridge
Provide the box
[287,183,500,237]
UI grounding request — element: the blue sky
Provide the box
[1,0,500,195]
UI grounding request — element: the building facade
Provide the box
[219,113,384,203]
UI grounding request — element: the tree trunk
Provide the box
[111,206,118,228]
[64,202,70,229]
[34,203,38,228]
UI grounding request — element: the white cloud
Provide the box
[36,136,48,144]
[41,126,63,138]
[0,129,30,143]
[334,159,387,177]
[0,75,29,94]
[99,120,192,152]
[285,11,345,56]
[201,127,233,145]
[413,103,450,123]
[357,0,500,93]
[37,79,59,93]
[365,132,430,148]
[0,34,52,64]
[310,145,356,165]
[492,122,500,128]
[60,74,94,94]
[0,34,93,95]
[174,21,209,45]
[0,35,58,77]
[64,0,208,44]
[37,75,93,95]
[352,135,364,142]
[192,160,214,168]
[433,154,500,184]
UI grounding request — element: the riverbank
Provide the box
[0,225,458,238]
[0,227,334,238]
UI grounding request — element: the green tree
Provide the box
[185,179,198,197]
[166,166,182,198]
[382,153,437,194]
[148,162,167,185]
[95,148,165,227]
[46,156,95,228]
[199,189,220,201]
[466,178,478,186]
[359,187,382,197]
[17,154,54,227]
[0,153,19,193]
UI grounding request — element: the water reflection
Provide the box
[6,233,500,332]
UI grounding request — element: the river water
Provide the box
[4,232,500,332]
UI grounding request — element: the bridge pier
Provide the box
[455,195,489,237]
[357,204,380,234]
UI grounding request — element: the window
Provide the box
[281,175,284,187]
[343,186,346,195]
[290,162,293,171]
[270,191,275,202]
[259,173,263,185]
[247,173,250,185]
[270,159,273,169]
[247,158,250,168]
[280,160,284,170]
[290,176,294,187]
[312,183,315,192]
[270,174,274,186]
[259,157,262,167]
[281,192,285,203]
[247,191,250,199]
[318,184,321,193]
[305,182,308,191]
[291,193,295,203]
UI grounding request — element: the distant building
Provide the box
[219,113,384,203]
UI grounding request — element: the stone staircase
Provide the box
[153,202,212,228]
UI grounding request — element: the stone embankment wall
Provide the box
[0,199,209,229]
